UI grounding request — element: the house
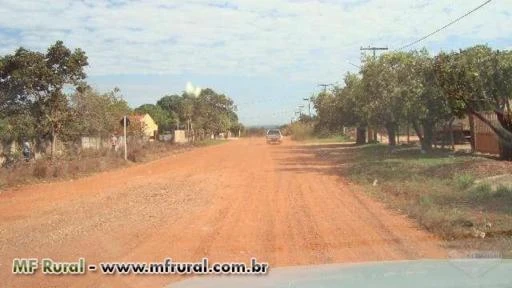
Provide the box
[434,117,471,145]
[132,113,158,140]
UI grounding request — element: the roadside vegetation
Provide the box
[286,45,512,159]
[303,135,350,144]
[304,143,512,255]
[0,139,225,189]
[284,44,512,254]
[0,41,241,187]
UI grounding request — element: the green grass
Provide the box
[454,173,475,190]
[303,135,351,144]
[194,139,227,147]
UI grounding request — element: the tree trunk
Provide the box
[356,126,366,145]
[396,124,400,145]
[407,123,410,144]
[448,117,455,151]
[499,139,512,160]
[468,113,475,152]
[411,120,424,149]
[422,120,434,152]
[51,126,56,158]
[386,123,396,147]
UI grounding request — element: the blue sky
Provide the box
[0,0,511,126]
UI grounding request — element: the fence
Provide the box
[472,112,500,155]
[81,136,109,150]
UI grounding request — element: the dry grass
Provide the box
[0,141,204,189]
[303,143,512,255]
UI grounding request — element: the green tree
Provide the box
[434,45,512,159]
[335,73,367,144]
[156,94,182,129]
[0,41,88,156]
[361,53,412,146]
[69,87,131,138]
[135,103,173,132]
[407,50,452,151]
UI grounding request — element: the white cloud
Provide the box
[0,0,509,82]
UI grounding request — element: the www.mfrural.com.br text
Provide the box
[12,257,269,276]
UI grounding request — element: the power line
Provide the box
[396,0,492,51]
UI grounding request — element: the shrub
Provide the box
[454,173,474,190]
[419,195,434,207]
[494,185,512,199]
[52,162,66,178]
[290,122,314,140]
[468,183,493,201]
[127,146,146,162]
[33,160,48,178]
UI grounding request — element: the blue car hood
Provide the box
[168,259,512,288]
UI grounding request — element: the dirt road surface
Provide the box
[0,138,445,287]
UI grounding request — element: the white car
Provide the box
[266,129,282,144]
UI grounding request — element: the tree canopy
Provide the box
[311,45,512,158]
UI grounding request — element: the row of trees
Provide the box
[134,89,243,138]
[0,41,242,158]
[312,45,512,159]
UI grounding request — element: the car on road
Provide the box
[266,129,282,144]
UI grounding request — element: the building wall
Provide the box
[173,130,187,144]
[141,114,158,138]
[473,112,500,155]
[81,136,108,150]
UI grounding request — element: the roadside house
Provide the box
[132,113,158,140]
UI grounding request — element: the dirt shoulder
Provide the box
[0,138,445,288]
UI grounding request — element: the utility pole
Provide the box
[303,97,312,117]
[360,46,388,60]
[318,83,333,93]
[123,116,127,161]
[297,105,304,118]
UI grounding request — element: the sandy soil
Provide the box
[0,138,445,287]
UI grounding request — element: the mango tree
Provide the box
[434,45,512,159]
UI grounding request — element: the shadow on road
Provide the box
[270,142,464,179]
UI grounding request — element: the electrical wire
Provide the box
[396,0,492,51]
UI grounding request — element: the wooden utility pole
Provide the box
[360,46,388,59]
[303,97,312,117]
[123,116,127,161]
[318,83,333,94]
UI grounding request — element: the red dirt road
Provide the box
[0,138,445,287]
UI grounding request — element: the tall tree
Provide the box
[70,87,131,138]
[434,45,512,159]
[404,50,452,151]
[0,41,88,156]
[361,53,415,146]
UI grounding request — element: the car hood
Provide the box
[168,259,512,288]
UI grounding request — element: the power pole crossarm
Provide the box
[360,46,388,59]
[318,83,334,93]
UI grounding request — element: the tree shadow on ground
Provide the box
[271,143,466,180]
